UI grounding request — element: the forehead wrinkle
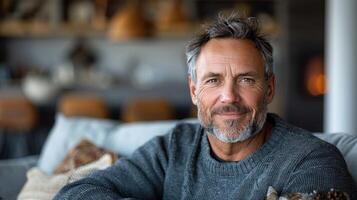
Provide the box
[205,55,241,64]
[205,56,257,76]
[225,63,234,77]
[203,54,260,72]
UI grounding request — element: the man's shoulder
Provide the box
[269,113,342,158]
[286,126,339,154]
[286,125,336,152]
[168,122,202,144]
[270,118,356,198]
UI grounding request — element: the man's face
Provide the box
[189,38,275,143]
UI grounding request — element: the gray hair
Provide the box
[185,13,274,82]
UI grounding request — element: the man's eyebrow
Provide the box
[236,72,259,77]
[201,72,220,80]
[200,71,259,81]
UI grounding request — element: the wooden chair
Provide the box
[122,98,174,122]
[58,94,109,119]
[0,96,38,131]
[0,96,40,158]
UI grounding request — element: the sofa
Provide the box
[0,114,356,200]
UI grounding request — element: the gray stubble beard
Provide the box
[197,97,268,144]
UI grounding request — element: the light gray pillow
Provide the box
[104,121,178,157]
[37,114,119,174]
[37,114,189,175]
[104,118,198,157]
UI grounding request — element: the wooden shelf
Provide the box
[0,20,200,40]
[0,20,107,38]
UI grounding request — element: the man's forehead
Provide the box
[199,54,246,64]
[196,53,263,70]
[197,40,264,64]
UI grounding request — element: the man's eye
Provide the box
[241,78,255,84]
[206,78,218,84]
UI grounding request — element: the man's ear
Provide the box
[266,75,276,104]
[188,77,198,105]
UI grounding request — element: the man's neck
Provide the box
[207,122,273,162]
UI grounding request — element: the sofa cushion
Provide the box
[0,155,38,200]
[104,120,178,157]
[37,114,119,174]
[37,114,186,174]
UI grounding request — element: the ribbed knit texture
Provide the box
[54,114,357,199]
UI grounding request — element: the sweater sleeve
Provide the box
[54,134,170,200]
[282,144,357,199]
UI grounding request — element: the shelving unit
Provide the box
[0,0,277,38]
[0,0,282,122]
[0,21,106,38]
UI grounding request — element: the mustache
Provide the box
[211,104,251,115]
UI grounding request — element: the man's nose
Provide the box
[219,82,239,104]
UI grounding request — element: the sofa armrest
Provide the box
[0,155,39,200]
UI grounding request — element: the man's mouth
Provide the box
[210,104,251,120]
[215,111,247,119]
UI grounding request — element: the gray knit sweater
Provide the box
[54,114,357,199]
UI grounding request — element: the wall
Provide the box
[284,0,325,131]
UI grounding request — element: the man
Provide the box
[55,14,356,199]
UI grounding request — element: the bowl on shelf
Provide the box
[22,75,59,105]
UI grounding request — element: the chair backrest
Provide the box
[0,96,38,131]
[58,94,109,119]
[122,98,174,122]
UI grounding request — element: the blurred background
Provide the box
[0,0,351,159]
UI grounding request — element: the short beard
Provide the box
[197,97,268,143]
[206,107,267,143]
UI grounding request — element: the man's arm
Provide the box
[282,145,357,199]
[54,135,170,200]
